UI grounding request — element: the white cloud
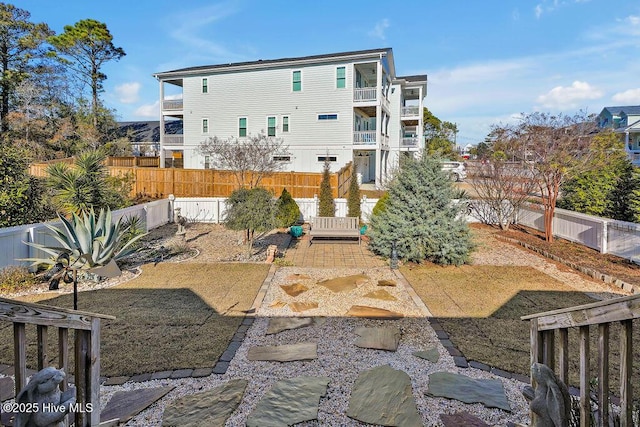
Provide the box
[535,4,543,19]
[115,82,141,104]
[368,19,390,40]
[612,88,640,104]
[536,81,603,109]
[134,101,159,118]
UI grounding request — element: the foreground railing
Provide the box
[0,297,115,426]
[522,294,639,426]
[353,87,377,102]
[354,131,376,144]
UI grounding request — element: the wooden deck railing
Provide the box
[522,294,639,426]
[0,297,115,427]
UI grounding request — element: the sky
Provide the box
[16,0,640,146]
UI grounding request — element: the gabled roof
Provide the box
[154,48,394,78]
[600,105,640,117]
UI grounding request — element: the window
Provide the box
[273,155,291,162]
[202,78,208,93]
[317,156,337,162]
[267,116,276,136]
[239,117,247,137]
[336,67,346,88]
[282,116,289,132]
[204,156,210,169]
[318,114,338,120]
[202,118,209,133]
[292,70,301,92]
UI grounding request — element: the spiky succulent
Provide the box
[23,208,147,271]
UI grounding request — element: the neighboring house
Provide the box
[152,47,427,188]
[117,120,183,158]
[598,106,640,166]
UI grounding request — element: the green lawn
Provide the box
[0,263,269,376]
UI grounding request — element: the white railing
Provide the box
[163,135,184,145]
[401,106,420,117]
[353,87,377,102]
[401,137,419,147]
[354,131,376,144]
[162,99,183,110]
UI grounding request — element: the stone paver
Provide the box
[426,371,511,411]
[100,386,174,424]
[354,326,401,351]
[345,305,404,319]
[283,237,386,268]
[413,348,440,363]
[247,343,318,362]
[266,317,315,335]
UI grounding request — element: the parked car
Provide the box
[441,161,467,182]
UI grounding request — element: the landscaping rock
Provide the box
[162,379,247,426]
[346,305,404,319]
[363,289,397,301]
[318,274,368,292]
[354,326,401,351]
[347,365,422,426]
[0,376,14,401]
[266,317,314,334]
[413,348,440,363]
[377,279,397,287]
[440,411,491,427]
[280,283,309,297]
[426,372,511,411]
[246,376,329,427]
[289,301,318,312]
[247,343,317,362]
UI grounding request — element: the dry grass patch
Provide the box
[0,263,269,376]
[403,264,639,392]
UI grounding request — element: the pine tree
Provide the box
[318,158,335,217]
[368,155,473,266]
[347,170,361,220]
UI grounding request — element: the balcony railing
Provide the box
[354,87,377,102]
[401,137,419,147]
[354,131,376,144]
[401,106,420,117]
[162,99,183,110]
[163,135,184,145]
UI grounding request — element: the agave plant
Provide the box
[23,208,147,276]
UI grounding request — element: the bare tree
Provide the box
[470,158,537,231]
[515,111,598,242]
[197,132,288,188]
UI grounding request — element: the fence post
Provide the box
[601,220,608,254]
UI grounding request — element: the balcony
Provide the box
[401,106,420,117]
[163,135,184,145]
[354,87,377,102]
[162,99,183,111]
[401,137,420,148]
[354,131,376,145]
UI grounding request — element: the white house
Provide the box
[153,48,427,188]
[598,105,640,166]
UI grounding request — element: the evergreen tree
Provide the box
[276,188,301,227]
[347,171,361,220]
[318,158,335,217]
[224,187,277,256]
[368,155,473,266]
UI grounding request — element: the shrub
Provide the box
[318,158,335,217]
[0,266,37,293]
[372,192,389,217]
[347,173,361,220]
[276,188,301,227]
[368,155,473,266]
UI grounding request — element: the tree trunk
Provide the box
[91,63,98,129]
[0,45,9,133]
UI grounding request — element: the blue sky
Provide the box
[17,0,640,145]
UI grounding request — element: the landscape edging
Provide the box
[494,234,639,295]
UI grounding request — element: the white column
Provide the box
[375,61,383,188]
[159,80,166,168]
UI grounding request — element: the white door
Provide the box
[354,155,370,183]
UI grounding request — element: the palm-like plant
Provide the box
[22,208,146,308]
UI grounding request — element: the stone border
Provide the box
[495,235,639,294]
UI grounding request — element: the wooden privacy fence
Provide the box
[0,297,115,427]
[522,294,640,426]
[30,158,353,199]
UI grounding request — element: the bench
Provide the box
[309,217,360,245]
